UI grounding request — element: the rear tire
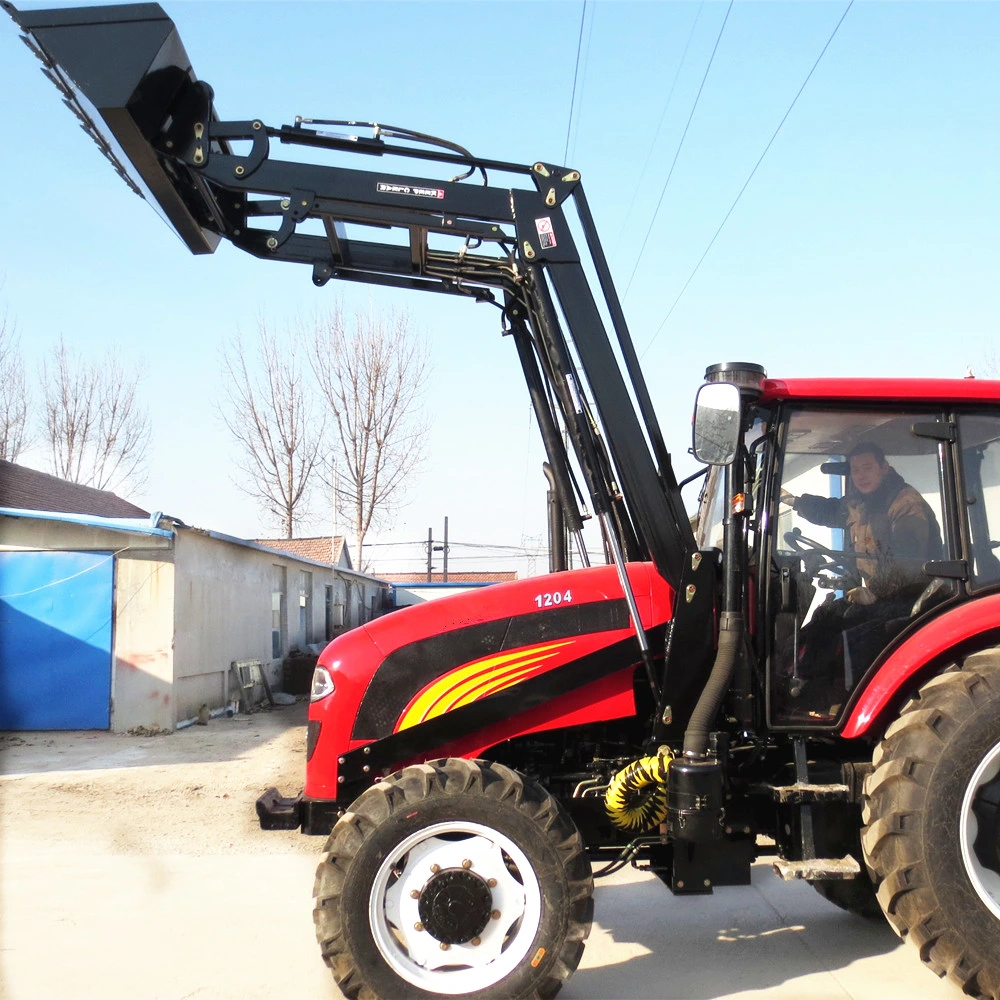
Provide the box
[862,652,1000,999]
[313,758,594,1000]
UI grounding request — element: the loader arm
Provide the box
[5,0,696,591]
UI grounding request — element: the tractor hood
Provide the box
[305,562,674,799]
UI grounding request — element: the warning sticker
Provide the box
[535,217,557,249]
[377,182,445,200]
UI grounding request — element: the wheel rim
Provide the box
[960,738,1000,920]
[369,820,543,994]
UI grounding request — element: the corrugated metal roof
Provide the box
[0,507,172,537]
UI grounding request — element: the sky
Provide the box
[1,0,998,578]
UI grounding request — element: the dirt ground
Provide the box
[0,701,963,1000]
[0,700,317,858]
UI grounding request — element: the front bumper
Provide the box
[255,787,340,836]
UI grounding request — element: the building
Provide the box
[0,462,388,732]
[380,570,517,607]
[253,536,390,642]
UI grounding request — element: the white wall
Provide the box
[173,530,286,722]
[172,530,390,720]
[112,552,175,732]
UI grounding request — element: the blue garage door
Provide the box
[0,551,114,730]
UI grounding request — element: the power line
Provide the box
[363,539,544,552]
[611,1,706,262]
[643,0,855,354]
[622,0,735,301]
[563,0,589,165]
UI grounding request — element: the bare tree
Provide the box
[39,337,150,492]
[0,310,29,462]
[220,321,326,538]
[311,305,429,569]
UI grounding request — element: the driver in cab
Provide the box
[782,442,940,604]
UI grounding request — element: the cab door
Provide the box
[763,405,957,727]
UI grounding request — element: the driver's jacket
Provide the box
[794,468,940,599]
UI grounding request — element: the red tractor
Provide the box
[10,5,999,999]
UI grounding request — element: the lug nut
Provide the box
[487,878,497,888]
[413,922,424,932]
[430,864,440,874]
[491,909,501,920]
[439,942,450,951]
[410,890,419,899]
[462,859,472,869]
[471,937,481,947]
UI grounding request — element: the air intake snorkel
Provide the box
[682,362,764,759]
[668,363,764,843]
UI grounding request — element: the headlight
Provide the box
[310,665,335,702]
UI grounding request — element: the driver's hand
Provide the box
[779,489,797,508]
[846,586,876,606]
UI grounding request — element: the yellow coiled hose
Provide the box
[604,752,672,833]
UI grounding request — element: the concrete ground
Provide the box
[0,706,960,1000]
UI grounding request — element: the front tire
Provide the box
[862,652,1000,999]
[314,758,594,1000]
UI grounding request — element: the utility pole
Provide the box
[425,518,450,583]
[442,516,449,583]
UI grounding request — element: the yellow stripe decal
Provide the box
[396,640,574,731]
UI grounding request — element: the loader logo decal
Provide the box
[395,640,576,732]
[377,181,445,199]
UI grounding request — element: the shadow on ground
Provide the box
[567,863,904,1000]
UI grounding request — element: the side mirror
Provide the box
[693,382,741,465]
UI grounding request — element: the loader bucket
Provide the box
[4,1,222,253]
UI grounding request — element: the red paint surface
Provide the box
[762,377,1000,404]
[842,593,1000,738]
[305,563,674,798]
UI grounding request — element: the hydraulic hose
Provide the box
[682,611,743,758]
[605,752,672,832]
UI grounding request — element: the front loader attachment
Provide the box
[4,1,222,253]
[6,0,698,622]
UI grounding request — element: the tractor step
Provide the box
[760,781,851,804]
[772,856,861,881]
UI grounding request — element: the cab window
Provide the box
[769,407,953,725]
[958,415,1000,587]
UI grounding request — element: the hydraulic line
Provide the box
[592,835,662,879]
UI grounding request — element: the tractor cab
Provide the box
[695,372,1000,732]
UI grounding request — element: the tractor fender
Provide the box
[842,592,1000,739]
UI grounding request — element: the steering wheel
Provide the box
[783,527,853,577]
